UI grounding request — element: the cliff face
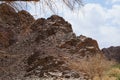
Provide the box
[0,3,101,80]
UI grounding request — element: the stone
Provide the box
[0,3,102,80]
[102,46,120,62]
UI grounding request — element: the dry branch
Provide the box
[0,0,83,11]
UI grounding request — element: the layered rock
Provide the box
[0,3,101,80]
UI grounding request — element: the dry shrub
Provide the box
[93,76,116,80]
[67,53,115,79]
[94,66,120,80]
[107,67,120,80]
[108,68,120,76]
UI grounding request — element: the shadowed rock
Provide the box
[102,46,120,62]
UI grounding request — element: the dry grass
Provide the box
[93,76,116,80]
[106,65,120,80]
[67,53,115,80]
[93,64,120,80]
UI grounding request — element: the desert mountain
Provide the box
[102,46,120,62]
[0,3,102,80]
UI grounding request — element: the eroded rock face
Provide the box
[102,46,120,62]
[0,3,101,80]
[0,25,14,48]
[0,3,35,48]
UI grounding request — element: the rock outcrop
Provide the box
[102,46,120,62]
[0,3,35,48]
[0,3,101,80]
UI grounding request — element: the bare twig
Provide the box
[0,0,83,11]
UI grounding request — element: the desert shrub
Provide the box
[112,64,120,69]
[107,65,120,80]
[93,76,116,80]
[67,53,115,80]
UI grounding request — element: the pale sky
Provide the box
[27,0,120,48]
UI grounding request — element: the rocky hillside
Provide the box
[102,46,120,62]
[0,3,102,80]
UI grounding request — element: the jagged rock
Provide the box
[31,18,46,31]
[0,3,19,28]
[18,10,35,26]
[0,4,35,48]
[102,46,120,62]
[0,25,14,48]
[0,3,101,80]
[0,3,19,46]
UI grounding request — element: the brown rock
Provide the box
[18,10,35,26]
[102,46,120,62]
[0,3,101,80]
[0,25,14,48]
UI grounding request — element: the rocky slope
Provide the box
[0,3,101,80]
[102,46,120,62]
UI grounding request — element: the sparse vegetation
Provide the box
[105,64,120,80]
[67,54,116,80]
[112,64,120,69]
[93,64,120,80]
